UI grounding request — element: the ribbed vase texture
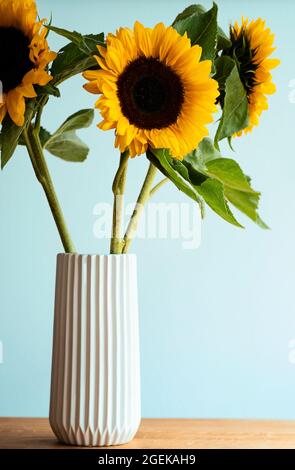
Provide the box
[49,254,141,446]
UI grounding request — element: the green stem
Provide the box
[149,177,168,198]
[23,125,76,253]
[34,95,48,133]
[122,162,157,254]
[110,151,129,254]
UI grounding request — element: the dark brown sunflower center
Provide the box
[117,57,184,130]
[0,27,33,93]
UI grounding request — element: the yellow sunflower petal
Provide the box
[6,89,25,127]
[33,69,53,86]
[134,21,153,56]
[19,83,37,98]
[0,0,38,38]
[97,45,107,58]
[98,120,117,130]
[83,81,99,94]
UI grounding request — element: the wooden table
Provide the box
[1,418,295,449]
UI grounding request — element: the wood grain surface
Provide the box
[1,418,295,449]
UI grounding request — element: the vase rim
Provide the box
[57,253,137,258]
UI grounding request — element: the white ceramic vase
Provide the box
[49,254,141,447]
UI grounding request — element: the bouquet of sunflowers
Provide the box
[0,1,279,253]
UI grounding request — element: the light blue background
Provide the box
[0,0,294,419]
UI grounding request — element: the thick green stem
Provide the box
[122,162,157,254]
[110,151,129,254]
[23,125,76,253]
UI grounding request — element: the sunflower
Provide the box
[0,0,56,127]
[83,22,219,159]
[227,17,279,136]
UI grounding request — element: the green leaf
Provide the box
[34,82,61,98]
[184,137,222,174]
[50,32,104,84]
[48,26,82,44]
[213,55,235,96]
[44,132,89,162]
[148,148,207,214]
[206,158,258,193]
[172,4,206,24]
[51,47,96,85]
[49,108,94,135]
[13,119,87,163]
[48,26,104,54]
[172,3,218,61]
[183,137,222,185]
[180,158,207,186]
[1,118,24,169]
[0,102,35,169]
[224,187,269,229]
[197,137,222,162]
[82,33,105,52]
[217,26,231,51]
[168,157,207,189]
[43,109,94,162]
[147,148,202,204]
[184,139,265,227]
[215,59,249,144]
[47,26,84,49]
[198,178,243,228]
[147,146,265,229]
[227,135,234,151]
